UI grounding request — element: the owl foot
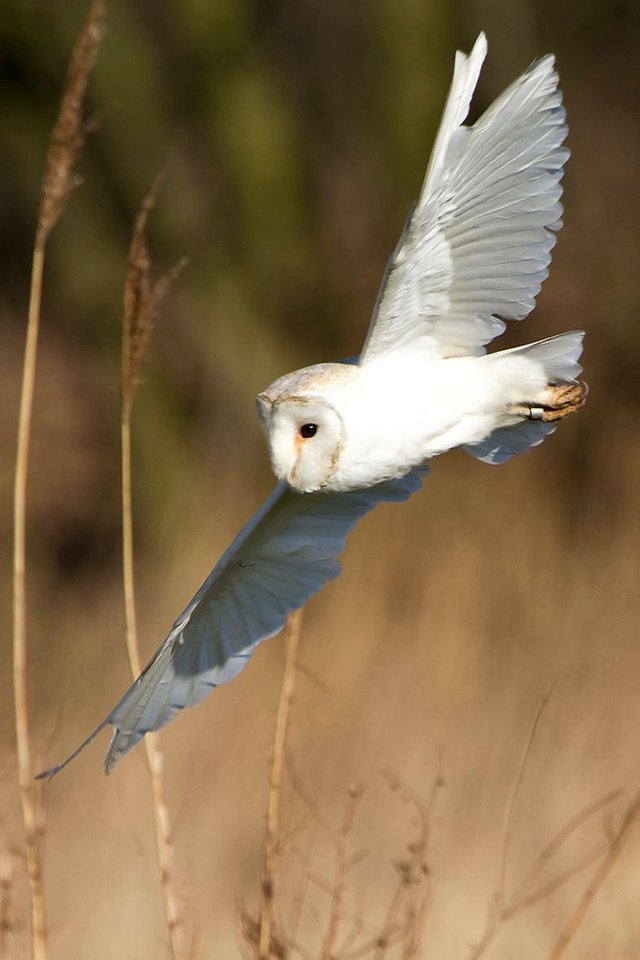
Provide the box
[527,381,588,422]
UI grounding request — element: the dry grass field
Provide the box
[2,2,640,958]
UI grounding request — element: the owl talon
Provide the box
[527,380,588,422]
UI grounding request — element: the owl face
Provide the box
[256,392,346,493]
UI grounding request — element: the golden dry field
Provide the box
[2,2,640,958]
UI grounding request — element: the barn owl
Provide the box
[41,33,585,777]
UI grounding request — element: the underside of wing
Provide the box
[361,35,569,362]
[39,469,427,777]
[464,419,557,464]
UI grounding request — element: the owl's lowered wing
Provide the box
[39,469,426,776]
[360,33,569,362]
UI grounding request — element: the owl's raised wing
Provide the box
[39,469,426,777]
[360,33,568,362]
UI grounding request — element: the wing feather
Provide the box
[39,470,427,777]
[361,38,569,361]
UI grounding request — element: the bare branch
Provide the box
[504,842,607,919]
[545,792,640,960]
[509,788,622,907]
[322,783,364,960]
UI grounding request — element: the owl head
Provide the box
[256,363,353,493]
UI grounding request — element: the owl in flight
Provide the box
[41,33,586,777]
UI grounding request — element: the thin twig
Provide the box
[285,752,333,838]
[339,908,365,959]
[469,790,622,960]
[287,831,318,945]
[344,926,407,960]
[545,792,640,960]
[503,842,607,920]
[509,788,622,908]
[120,183,187,960]
[13,5,105,958]
[498,683,556,899]
[401,757,443,960]
[469,687,555,959]
[322,783,363,960]
[469,685,627,960]
[371,762,443,960]
[259,608,304,959]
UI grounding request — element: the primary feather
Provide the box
[361,35,569,361]
[39,469,426,776]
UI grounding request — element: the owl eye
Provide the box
[299,423,318,439]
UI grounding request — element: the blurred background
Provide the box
[2,1,640,957]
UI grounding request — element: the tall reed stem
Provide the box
[13,4,104,953]
[120,415,187,960]
[120,178,187,958]
[13,242,47,960]
[259,608,304,958]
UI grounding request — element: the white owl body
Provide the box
[255,34,586,496]
[256,344,565,493]
[340,351,501,486]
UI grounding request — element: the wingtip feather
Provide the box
[419,33,488,205]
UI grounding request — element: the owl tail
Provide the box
[464,330,586,465]
[496,330,585,382]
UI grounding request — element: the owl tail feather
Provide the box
[492,330,585,383]
[464,330,585,465]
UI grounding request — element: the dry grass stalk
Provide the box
[469,690,554,957]
[122,177,158,419]
[400,759,443,960]
[497,684,555,899]
[13,248,47,960]
[258,608,305,959]
[121,175,186,420]
[469,690,628,960]
[508,789,622,909]
[284,769,441,960]
[38,0,106,246]
[371,763,443,960]
[469,791,624,960]
[13,4,105,958]
[321,782,364,960]
[244,743,443,960]
[545,791,640,960]
[0,847,15,960]
[121,182,187,960]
